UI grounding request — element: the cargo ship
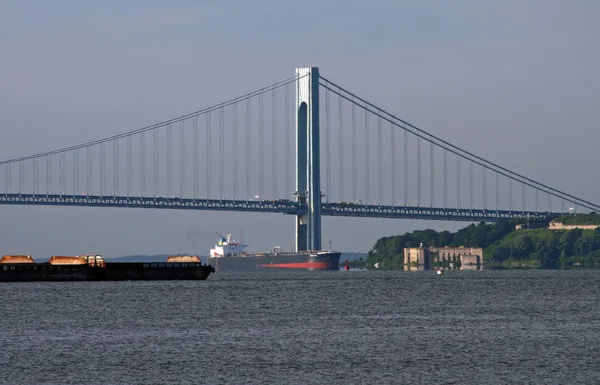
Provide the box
[207,234,341,272]
[0,255,214,282]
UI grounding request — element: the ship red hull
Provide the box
[208,251,341,272]
[259,262,331,269]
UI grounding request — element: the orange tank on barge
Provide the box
[0,255,214,282]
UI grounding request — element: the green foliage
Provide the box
[484,226,600,268]
[367,219,523,268]
[553,213,600,225]
[368,217,600,269]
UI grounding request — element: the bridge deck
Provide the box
[0,194,556,222]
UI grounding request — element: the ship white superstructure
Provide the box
[209,234,248,258]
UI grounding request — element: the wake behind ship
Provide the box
[207,234,341,272]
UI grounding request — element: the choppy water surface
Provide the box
[1,270,599,384]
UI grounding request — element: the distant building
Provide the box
[516,220,600,230]
[404,247,430,269]
[547,222,599,230]
[515,223,545,230]
[403,246,483,270]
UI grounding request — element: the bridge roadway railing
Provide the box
[0,193,304,215]
[0,193,556,221]
[320,202,557,222]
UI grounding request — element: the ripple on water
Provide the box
[1,270,599,385]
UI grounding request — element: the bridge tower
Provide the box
[295,67,321,252]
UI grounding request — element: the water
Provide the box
[1,270,599,384]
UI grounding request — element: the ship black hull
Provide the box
[208,251,341,272]
[0,262,214,282]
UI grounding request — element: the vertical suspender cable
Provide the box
[430,137,434,207]
[7,163,12,193]
[141,131,146,197]
[98,145,103,196]
[284,84,290,199]
[443,148,447,208]
[52,153,58,193]
[206,113,211,198]
[166,125,171,198]
[403,129,408,206]
[482,166,486,208]
[509,178,513,210]
[377,112,383,204]
[325,85,331,202]
[18,161,22,194]
[128,135,133,197]
[259,94,264,199]
[339,89,344,202]
[469,161,473,208]
[35,158,39,195]
[417,137,421,207]
[456,155,460,208]
[16,161,19,194]
[391,119,395,206]
[102,144,106,196]
[86,148,90,195]
[496,172,499,209]
[220,108,224,199]
[113,142,117,196]
[38,157,42,195]
[232,107,237,200]
[365,104,369,203]
[194,116,198,199]
[272,89,277,199]
[48,154,53,194]
[154,129,158,197]
[181,120,186,198]
[15,161,18,193]
[246,99,251,200]
[352,99,357,203]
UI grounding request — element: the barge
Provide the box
[0,255,214,282]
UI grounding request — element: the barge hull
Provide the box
[0,262,214,282]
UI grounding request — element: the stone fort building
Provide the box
[404,245,483,270]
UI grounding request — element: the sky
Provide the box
[0,0,599,258]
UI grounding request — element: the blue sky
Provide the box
[0,1,599,257]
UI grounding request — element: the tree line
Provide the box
[367,216,600,269]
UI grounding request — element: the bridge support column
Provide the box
[295,67,321,252]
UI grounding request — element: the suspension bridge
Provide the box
[1,67,598,250]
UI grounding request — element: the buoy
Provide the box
[344,258,350,271]
[436,270,444,275]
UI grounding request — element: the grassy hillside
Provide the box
[486,226,600,268]
[368,218,600,269]
[552,213,600,225]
